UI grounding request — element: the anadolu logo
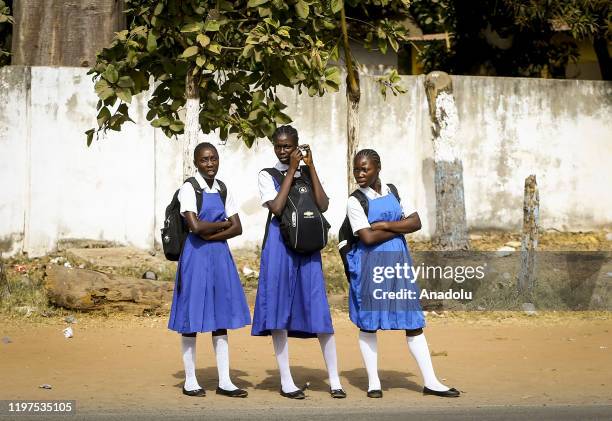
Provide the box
[291,211,297,227]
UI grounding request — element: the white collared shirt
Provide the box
[346,179,417,234]
[257,161,303,207]
[178,171,239,217]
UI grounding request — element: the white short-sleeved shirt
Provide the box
[347,179,417,235]
[178,172,239,218]
[257,161,304,206]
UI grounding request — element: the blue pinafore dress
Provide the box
[251,176,334,338]
[347,193,425,331]
[168,191,251,334]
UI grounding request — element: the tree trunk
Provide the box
[340,1,360,193]
[11,0,125,66]
[346,72,360,193]
[44,265,173,315]
[593,36,611,81]
[518,174,539,297]
[183,71,200,179]
[0,261,9,298]
[424,71,469,251]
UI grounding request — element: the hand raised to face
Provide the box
[289,148,303,171]
[300,144,313,167]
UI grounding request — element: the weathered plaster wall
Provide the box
[0,66,610,256]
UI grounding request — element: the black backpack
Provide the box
[161,177,227,261]
[262,166,331,254]
[337,184,401,282]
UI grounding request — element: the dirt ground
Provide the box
[1,312,611,414]
[1,231,611,417]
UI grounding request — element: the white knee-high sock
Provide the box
[212,334,237,391]
[407,333,449,391]
[271,329,299,393]
[317,333,342,390]
[181,335,201,391]
[358,331,381,391]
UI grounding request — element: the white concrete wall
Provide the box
[0,66,611,256]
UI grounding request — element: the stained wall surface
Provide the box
[1,66,610,256]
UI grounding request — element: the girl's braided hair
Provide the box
[272,125,299,143]
[354,148,381,169]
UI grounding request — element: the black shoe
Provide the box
[182,387,206,397]
[330,388,347,399]
[423,386,460,397]
[367,389,383,398]
[216,387,248,398]
[280,388,305,399]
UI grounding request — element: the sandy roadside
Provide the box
[0,312,611,414]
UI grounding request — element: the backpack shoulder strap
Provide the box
[262,168,285,187]
[185,177,203,213]
[387,183,401,203]
[260,168,285,249]
[350,189,369,216]
[299,165,312,186]
[216,179,228,204]
[261,210,273,250]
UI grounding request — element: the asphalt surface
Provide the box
[2,404,612,421]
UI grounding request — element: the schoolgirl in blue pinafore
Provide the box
[347,149,459,399]
[251,125,344,400]
[167,142,250,399]
[347,192,425,331]
[251,173,334,338]
[167,188,251,333]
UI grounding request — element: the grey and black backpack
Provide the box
[161,177,227,261]
[262,166,330,254]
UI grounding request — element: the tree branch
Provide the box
[340,2,359,98]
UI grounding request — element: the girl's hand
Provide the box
[215,220,232,233]
[289,148,302,171]
[370,221,389,231]
[301,145,313,167]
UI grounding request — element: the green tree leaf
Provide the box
[94,79,115,100]
[206,43,222,54]
[295,1,309,19]
[181,22,204,33]
[153,2,164,16]
[181,46,199,58]
[85,129,94,146]
[274,111,292,124]
[197,34,210,47]
[146,32,157,53]
[169,120,185,132]
[116,88,132,103]
[118,76,135,88]
[97,107,111,127]
[204,20,221,32]
[331,0,343,14]
[103,65,119,84]
[247,0,269,8]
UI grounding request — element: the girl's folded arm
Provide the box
[356,227,398,246]
[203,214,242,241]
[371,212,422,234]
[183,212,231,237]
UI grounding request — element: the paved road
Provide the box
[3,405,612,421]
